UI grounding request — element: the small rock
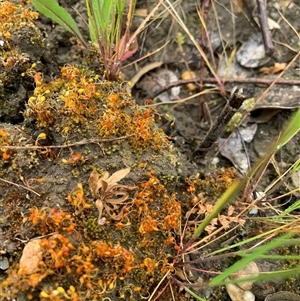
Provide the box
[236,33,270,68]
[226,283,255,301]
[0,256,9,270]
[231,261,259,291]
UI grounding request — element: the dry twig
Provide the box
[0,177,40,196]
[0,135,133,150]
[147,77,300,99]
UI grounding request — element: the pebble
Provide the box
[0,256,9,270]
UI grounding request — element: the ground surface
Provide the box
[0,0,299,301]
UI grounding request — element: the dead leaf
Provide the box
[231,0,244,14]
[89,170,100,196]
[89,168,137,223]
[105,167,130,189]
[136,69,181,102]
[19,239,43,274]
[236,33,270,68]
[181,70,197,91]
[260,62,287,74]
[254,16,281,30]
[135,8,148,17]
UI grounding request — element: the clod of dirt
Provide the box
[0,64,193,300]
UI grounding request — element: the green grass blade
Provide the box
[213,267,300,287]
[31,0,87,47]
[183,286,208,301]
[277,109,300,148]
[192,179,242,239]
[209,233,293,286]
[86,0,98,44]
[282,199,300,214]
[292,158,300,172]
[185,266,300,298]
[206,225,290,256]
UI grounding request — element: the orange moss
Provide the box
[186,167,236,198]
[0,1,38,40]
[26,66,166,151]
[139,215,159,234]
[67,183,92,212]
[0,128,12,160]
[163,200,181,230]
[93,241,135,274]
[1,169,185,300]
[142,257,158,274]
[29,207,75,235]
[134,170,181,260]
[40,234,75,270]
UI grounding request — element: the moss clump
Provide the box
[1,170,182,300]
[24,66,167,152]
[0,2,38,37]
[0,1,45,122]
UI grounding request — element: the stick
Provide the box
[0,135,133,150]
[147,77,300,99]
[0,177,40,196]
[194,87,248,157]
[256,0,274,56]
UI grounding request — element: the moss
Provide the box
[23,66,167,153]
[0,2,45,122]
[1,168,184,300]
[278,244,300,294]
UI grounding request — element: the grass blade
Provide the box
[31,0,87,47]
[209,233,293,286]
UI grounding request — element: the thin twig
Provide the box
[254,51,300,105]
[256,0,274,56]
[143,88,218,108]
[147,76,300,99]
[0,177,40,196]
[0,135,133,150]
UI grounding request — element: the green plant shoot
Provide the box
[30,0,143,80]
[30,0,87,47]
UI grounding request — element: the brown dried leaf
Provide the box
[89,170,100,196]
[231,0,244,13]
[90,167,136,223]
[227,205,235,216]
[135,8,148,17]
[204,224,217,234]
[95,199,104,224]
[260,62,287,75]
[19,239,43,274]
[181,70,197,91]
[105,167,131,189]
[218,214,230,228]
[101,179,109,193]
[100,171,110,182]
